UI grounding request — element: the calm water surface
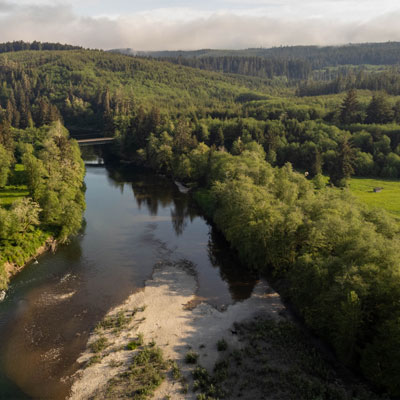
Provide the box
[0,161,257,399]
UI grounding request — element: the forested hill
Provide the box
[115,42,400,68]
[0,41,82,54]
[112,42,400,92]
[0,49,273,134]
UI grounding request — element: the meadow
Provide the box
[349,177,400,218]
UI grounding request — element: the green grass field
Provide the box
[0,165,29,207]
[0,185,29,207]
[349,177,400,218]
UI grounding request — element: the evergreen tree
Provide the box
[366,92,394,124]
[0,143,11,188]
[340,89,360,124]
[329,135,355,186]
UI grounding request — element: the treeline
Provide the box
[0,41,82,54]
[252,42,400,68]
[121,42,400,68]
[160,56,312,80]
[0,122,86,289]
[2,49,400,182]
[298,68,400,96]
[119,42,400,86]
[195,152,400,397]
[110,117,400,395]
[104,92,400,182]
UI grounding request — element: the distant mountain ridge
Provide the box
[111,42,400,68]
[0,40,83,54]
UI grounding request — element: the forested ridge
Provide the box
[117,42,400,93]
[0,40,82,54]
[0,44,400,396]
[118,41,400,67]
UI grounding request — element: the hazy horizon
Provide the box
[0,0,399,51]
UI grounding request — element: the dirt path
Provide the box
[68,261,285,399]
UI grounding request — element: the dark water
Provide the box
[0,161,257,399]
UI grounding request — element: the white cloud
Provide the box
[0,2,400,50]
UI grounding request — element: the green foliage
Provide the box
[126,333,144,350]
[366,92,394,124]
[185,351,199,364]
[0,122,85,289]
[0,144,12,188]
[18,122,86,242]
[96,311,132,332]
[0,228,50,289]
[99,345,169,400]
[192,365,226,399]
[183,148,400,396]
[340,89,360,124]
[90,337,109,353]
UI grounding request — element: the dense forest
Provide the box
[118,42,400,67]
[115,42,400,97]
[1,42,400,396]
[0,122,86,290]
[0,41,82,54]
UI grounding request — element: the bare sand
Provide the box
[68,261,285,400]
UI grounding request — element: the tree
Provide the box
[0,144,12,188]
[329,135,355,186]
[10,198,41,236]
[366,92,394,124]
[0,122,14,152]
[340,89,360,124]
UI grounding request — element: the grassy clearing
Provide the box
[0,185,29,207]
[0,164,28,207]
[192,317,385,400]
[348,177,400,218]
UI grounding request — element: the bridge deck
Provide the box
[76,137,115,146]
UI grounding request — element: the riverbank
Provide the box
[0,233,57,298]
[4,237,57,279]
[68,260,382,400]
[68,261,285,399]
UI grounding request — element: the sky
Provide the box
[0,0,399,50]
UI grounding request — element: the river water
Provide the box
[0,159,258,399]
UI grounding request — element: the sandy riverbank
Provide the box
[68,261,285,400]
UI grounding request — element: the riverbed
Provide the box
[0,161,258,399]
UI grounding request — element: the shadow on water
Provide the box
[0,153,257,399]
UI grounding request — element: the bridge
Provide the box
[76,137,115,146]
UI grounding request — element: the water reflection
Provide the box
[0,158,258,400]
[106,164,197,236]
[207,229,259,302]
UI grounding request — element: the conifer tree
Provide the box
[366,92,394,124]
[340,89,360,124]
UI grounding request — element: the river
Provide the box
[0,158,258,399]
